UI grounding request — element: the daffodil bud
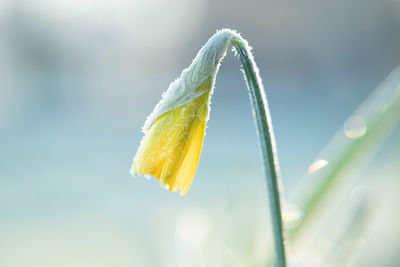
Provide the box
[131,30,288,266]
[131,29,239,195]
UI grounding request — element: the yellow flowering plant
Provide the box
[129,28,400,267]
[131,29,287,267]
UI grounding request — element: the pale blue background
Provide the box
[1,0,400,266]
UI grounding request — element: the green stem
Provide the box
[231,37,287,267]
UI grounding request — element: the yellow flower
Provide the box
[133,78,211,195]
[131,29,238,195]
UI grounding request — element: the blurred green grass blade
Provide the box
[324,194,372,267]
[289,66,400,240]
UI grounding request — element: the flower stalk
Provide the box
[231,37,287,267]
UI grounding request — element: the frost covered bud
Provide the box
[131,29,239,195]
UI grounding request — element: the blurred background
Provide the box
[1,0,400,266]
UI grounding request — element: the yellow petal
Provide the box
[131,78,211,195]
[170,117,206,196]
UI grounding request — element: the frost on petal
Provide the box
[132,29,242,195]
[132,84,211,195]
[143,29,239,131]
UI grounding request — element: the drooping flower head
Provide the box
[131,28,288,267]
[131,29,240,195]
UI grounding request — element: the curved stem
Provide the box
[231,37,287,267]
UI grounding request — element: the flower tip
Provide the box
[216,28,239,37]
